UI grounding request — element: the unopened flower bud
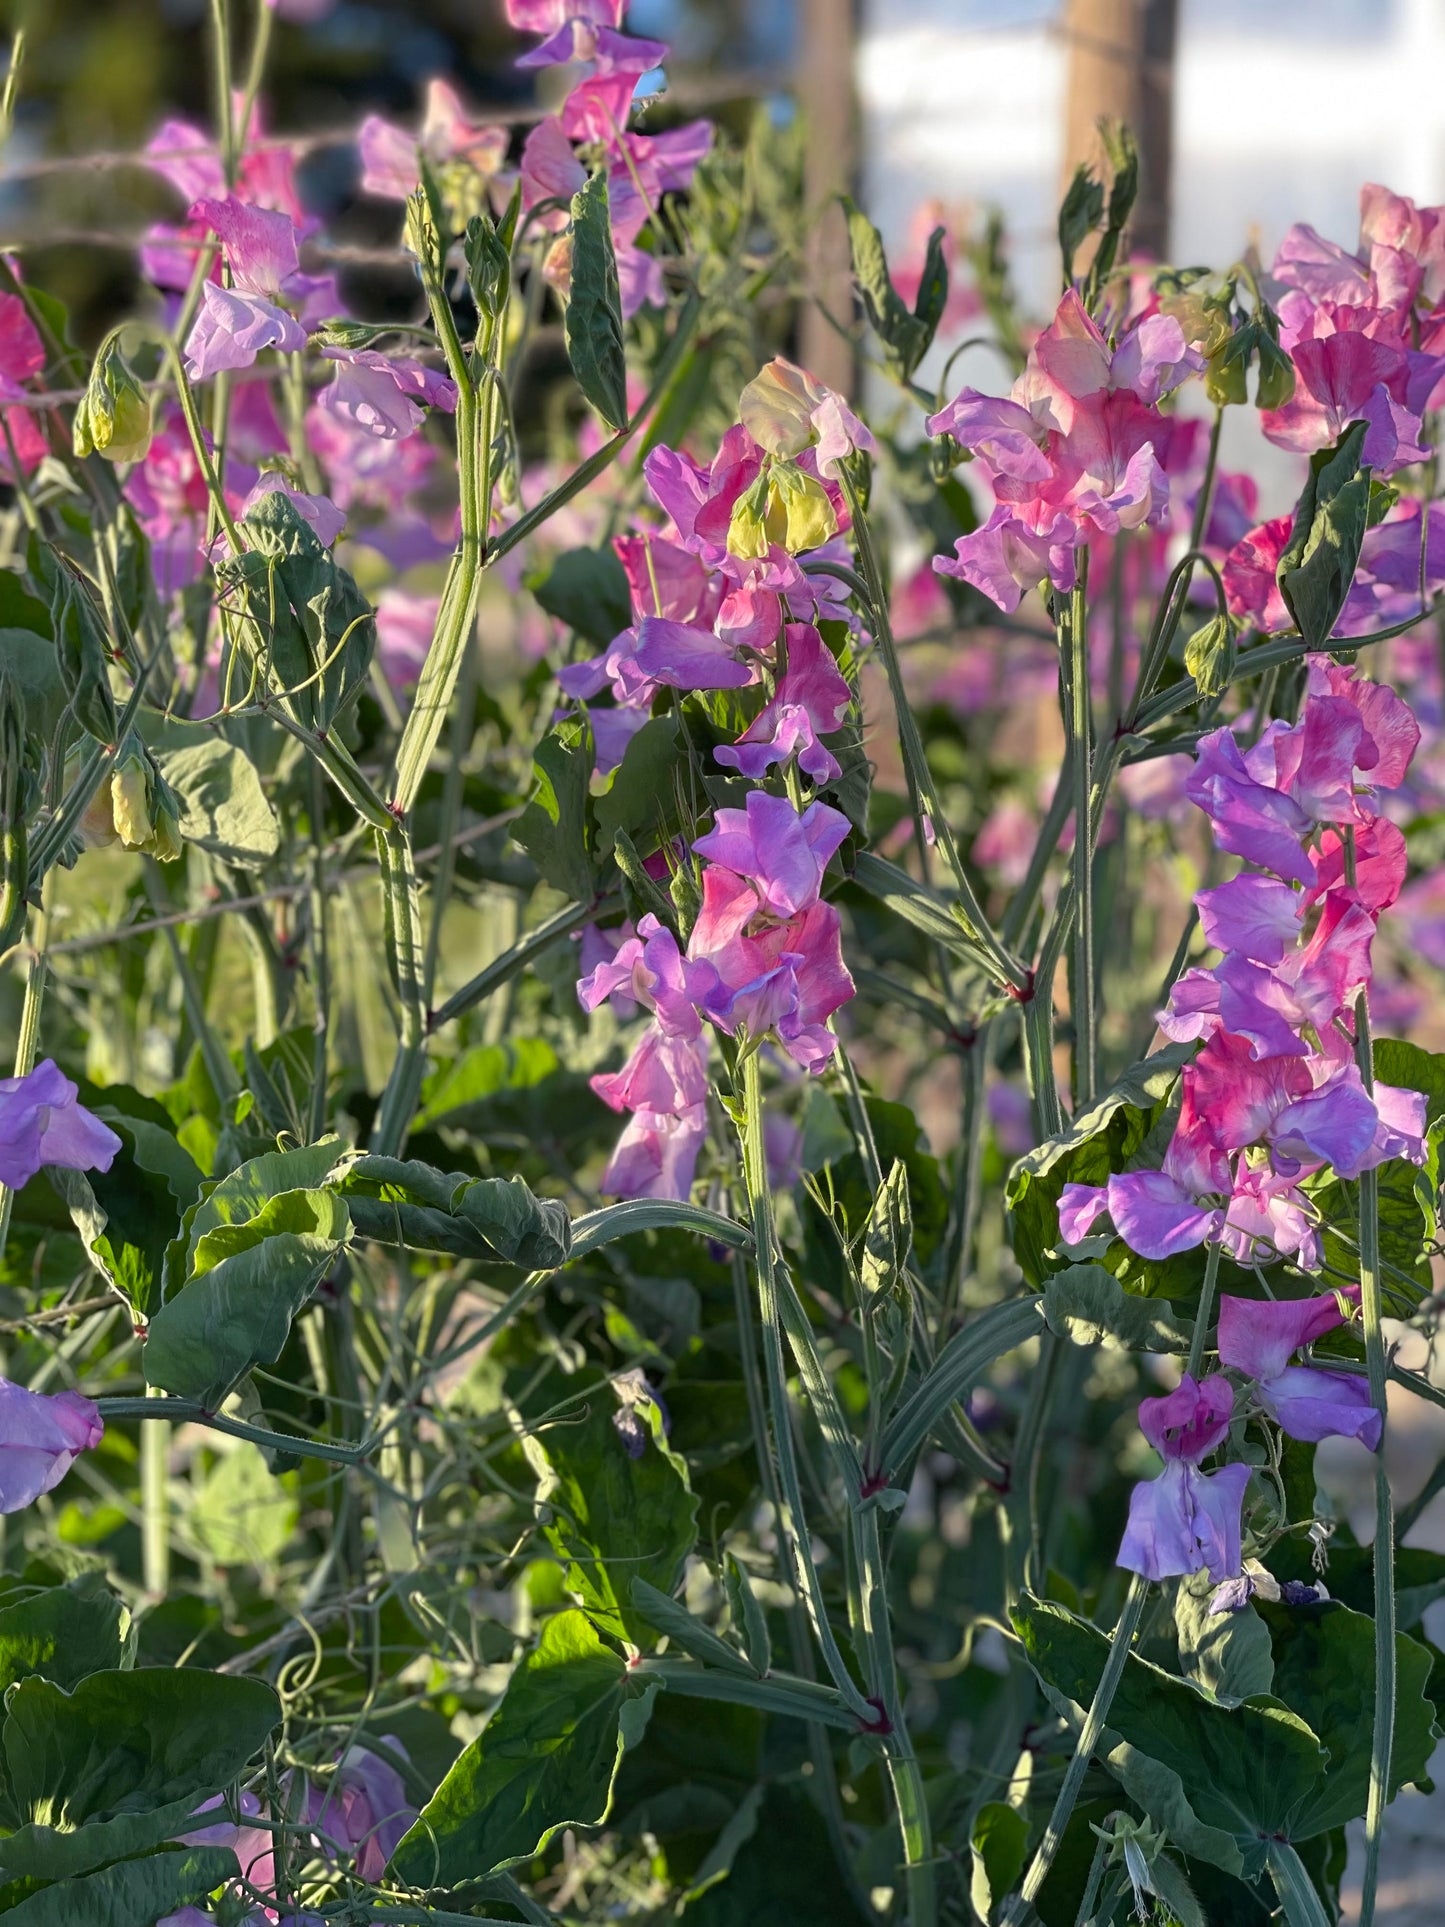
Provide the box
[727,472,774,561]
[771,461,837,554]
[73,334,151,465]
[1254,332,1296,411]
[110,737,183,862]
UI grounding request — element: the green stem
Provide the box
[1062,567,1096,1106]
[209,0,236,187]
[371,825,428,1156]
[428,898,612,1032]
[307,761,331,1142]
[1354,961,1393,1927]
[1002,1574,1149,1925]
[95,1397,380,1465]
[1185,1239,1222,1381]
[141,1388,170,1600]
[0,881,51,1260]
[738,1051,872,1720]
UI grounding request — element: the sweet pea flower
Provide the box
[1117,1375,1250,1584]
[713,618,853,783]
[0,291,51,478]
[691,793,850,919]
[0,1379,104,1513]
[599,1103,707,1200]
[319,349,458,440]
[737,357,877,480]
[358,80,508,203]
[1210,1557,1327,1614]
[1217,1290,1382,1449]
[0,1061,121,1192]
[303,1743,417,1882]
[182,197,309,380]
[238,473,345,547]
[374,589,438,690]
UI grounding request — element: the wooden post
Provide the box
[798,0,857,392]
[1060,0,1178,259]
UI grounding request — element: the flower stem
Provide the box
[1186,1239,1222,1380]
[1062,566,1096,1106]
[737,1051,872,1719]
[1355,980,1394,1927]
[141,1389,170,1600]
[1002,1574,1149,1925]
[0,878,50,1261]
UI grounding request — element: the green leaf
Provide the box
[53,1112,203,1318]
[1276,421,1371,650]
[842,196,931,379]
[145,1188,352,1403]
[1173,1577,1274,1705]
[629,1579,753,1677]
[566,172,629,432]
[340,1157,572,1269]
[723,1554,771,1680]
[861,1159,912,1297]
[593,715,689,856]
[189,1443,297,1569]
[0,629,66,741]
[0,1845,238,1927]
[676,1782,871,1925]
[970,1800,1028,1923]
[533,546,632,647]
[882,1295,1041,1471]
[389,1610,656,1885]
[524,1397,698,1648]
[1006,1044,1192,1289]
[0,1578,129,1695]
[513,721,597,902]
[1042,1263,1189,1353]
[1266,1839,1334,1927]
[153,735,280,869]
[1260,1600,1436,1838]
[32,545,115,747]
[4,1668,280,1827]
[1014,1596,1326,1877]
[0,1792,205,1881]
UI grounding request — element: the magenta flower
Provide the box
[631,615,756,691]
[319,348,458,440]
[517,18,667,72]
[692,793,849,920]
[0,1379,104,1513]
[1118,1375,1250,1584]
[582,916,713,1117]
[1262,328,1427,474]
[1195,873,1303,966]
[0,1060,121,1192]
[1217,1291,1382,1450]
[927,289,1199,611]
[0,291,51,480]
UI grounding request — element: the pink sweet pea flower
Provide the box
[0,1379,104,1513]
[1195,873,1303,966]
[0,291,51,479]
[631,615,755,690]
[181,197,310,379]
[0,1061,121,1192]
[357,80,509,203]
[600,1103,707,1200]
[686,870,854,1072]
[935,502,1080,612]
[1117,1375,1249,1584]
[1217,1290,1381,1450]
[691,793,849,919]
[319,349,458,439]
[517,20,667,72]
[1261,329,1428,474]
[1222,514,1293,634]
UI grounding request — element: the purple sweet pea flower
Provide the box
[1118,1374,1249,1584]
[1216,1290,1382,1450]
[631,615,754,690]
[303,1742,417,1882]
[0,1379,104,1513]
[714,621,852,783]
[0,1060,122,1191]
[184,283,307,381]
[319,349,459,440]
[691,792,849,919]
[599,1103,707,1201]
[1195,873,1303,966]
